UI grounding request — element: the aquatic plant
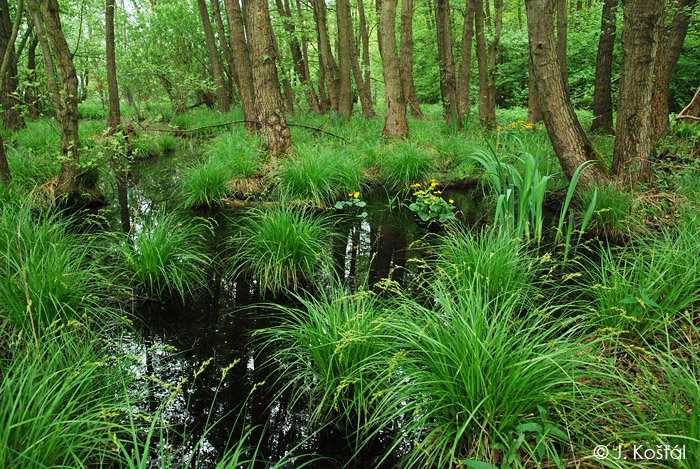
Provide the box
[367,288,587,468]
[183,157,232,208]
[229,204,333,294]
[380,140,435,189]
[262,286,390,441]
[408,180,455,223]
[0,202,113,336]
[275,146,361,206]
[117,211,212,302]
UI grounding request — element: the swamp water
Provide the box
[103,151,487,468]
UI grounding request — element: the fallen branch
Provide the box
[149,119,347,141]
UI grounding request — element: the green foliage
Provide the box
[229,204,334,294]
[183,157,231,208]
[0,203,113,335]
[208,132,260,179]
[575,183,641,241]
[408,180,455,223]
[334,191,367,218]
[275,146,362,206]
[380,140,435,189]
[116,212,212,302]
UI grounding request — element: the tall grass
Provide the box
[0,202,113,336]
[229,204,334,294]
[380,140,435,189]
[208,132,260,179]
[116,211,212,302]
[275,146,362,206]
[183,157,232,208]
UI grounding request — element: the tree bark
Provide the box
[526,53,542,124]
[34,0,82,202]
[650,0,697,141]
[313,0,340,112]
[457,0,475,116]
[27,0,60,113]
[400,0,422,117]
[435,0,461,128]
[336,0,354,118]
[25,34,39,117]
[243,0,293,156]
[223,0,257,130]
[106,0,119,131]
[0,0,23,183]
[611,0,665,186]
[556,0,569,96]
[378,0,409,138]
[196,0,230,113]
[211,0,238,100]
[591,0,618,134]
[474,0,494,128]
[525,0,608,186]
[487,0,503,118]
[348,0,374,117]
[0,0,25,130]
[357,0,374,112]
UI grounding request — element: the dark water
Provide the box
[104,151,487,467]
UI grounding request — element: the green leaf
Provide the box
[460,460,498,469]
[334,201,345,209]
[517,422,542,433]
[356,201,366,207]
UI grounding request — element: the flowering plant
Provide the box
[408,180,455,223]
[335,192,368,218]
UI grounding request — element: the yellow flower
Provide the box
[449,199,454,204]
[434,191,442,194]
[431,182,438,187]
[353,192,360,198]
[348,193,353,197]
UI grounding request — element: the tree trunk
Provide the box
[650,0,697,141]
[474,0,494,127]
[25,34,39,117]
[0,0,25,130]
[35,0,82,202]
[556,0,569,96]
[223,0,257,130]
[611,0,665,186]
[243,0,293,156]
[378,0,409,138]
[435,0,461,129]
[313,0,340,113]
[348,0,374,117]
[336,0,354,118]
[27,0,60,112]
[457,0,475,116]
[526,54,542,124]
[0,0,23,184]
[591,0,617,134]
[297,0,322,112]
[400,0,422,117]
[196,0,230,113]
[357,0,374,111]
[487,0,503,117]
[525,0,608,186]
[211,0,238,100]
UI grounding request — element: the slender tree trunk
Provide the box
[525,0,608,186]
[296,0,321,112]
[611,0,665,186]
[272,31,295,115]
[0,0,23,184]
[651,0,697,141]
[474,0,494,127]
[211,0,238,100]
[313,0,340,113]
[378,0,409,138]
[400,0,422,117]
[435,0,461,128]
[243,0,293,157]
[35,0,82,202]
[196,0,230,113]
[25,35,39,117]
[0,0,25,130]
[27,0,60,112]
[106,0,130,233]
[336,0,354,118]
[357,0,374,111]
[347,0,374,117]
[591,0,617,133]
[556,0,569,95]
[487,0,503,116]
[223,0,257,130]
[526,54,542,124]
[457,0,475,116]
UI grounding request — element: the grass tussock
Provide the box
[229,204,334,294]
